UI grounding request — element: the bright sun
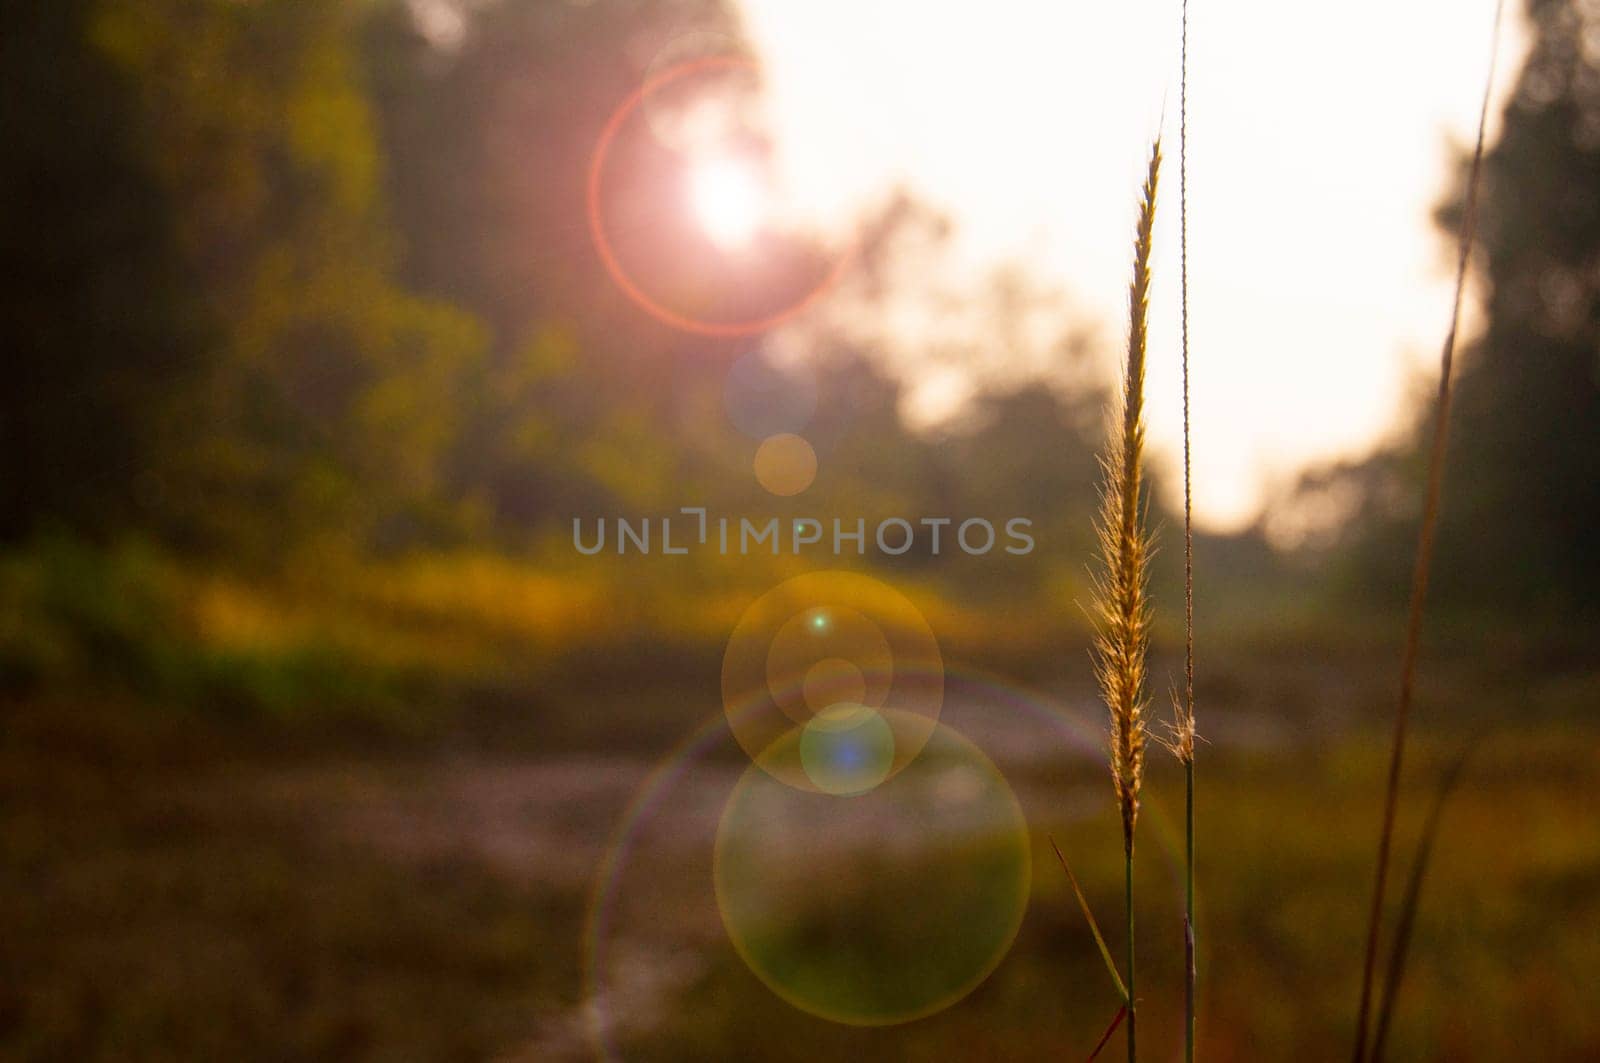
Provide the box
[687,156,769,250]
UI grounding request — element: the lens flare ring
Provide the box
[586,55,854,337]
[714,712,1032,1026]
[582,675,1193,1057]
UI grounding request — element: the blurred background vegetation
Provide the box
[0,0,1596,1059]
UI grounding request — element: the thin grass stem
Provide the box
[1051,836,1130,1004]
[1088,1006,1130,1063]
[1370,740,1480,1062]
[1179,2,1198,1059]
[1124,843,1136,1063]
[1350,4,1504,1059]
[1184,758,1196,1063]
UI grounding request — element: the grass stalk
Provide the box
[1124,847,1137,1062]
[1093,136,1160,1063]
[1350,4,1504,1059]
[1369,741,1479,1062]
[1178,3,1198,1060]
[1184,759,1196,1062]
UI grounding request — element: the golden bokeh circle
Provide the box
[722,572,943,793]
[753,433,817,496]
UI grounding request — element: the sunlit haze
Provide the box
[688,155,771,249]
[723,0,1521,529]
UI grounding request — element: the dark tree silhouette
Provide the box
[1436,0,1600,612]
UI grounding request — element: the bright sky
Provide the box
[717,0,1521,530]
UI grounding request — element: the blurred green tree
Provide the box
[3,0,1137,596]
[3,0,484,556]
[92,0,485,555]
[362,0,760,537]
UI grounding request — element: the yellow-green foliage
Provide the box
[88,0,485,552]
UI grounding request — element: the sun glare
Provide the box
[688,156,770,249]
[727,0,1518,529]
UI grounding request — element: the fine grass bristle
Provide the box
[1091,135,1161,1063]
[1161,684,1198,763]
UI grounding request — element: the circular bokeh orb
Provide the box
[753,433,817,496]
[724,350,819,440]
[723,572,944,792]
[801,656,867,713]
[799,703,895,795]
[715,715,1031,1025]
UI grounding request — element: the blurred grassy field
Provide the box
[2,541,1597,1060]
